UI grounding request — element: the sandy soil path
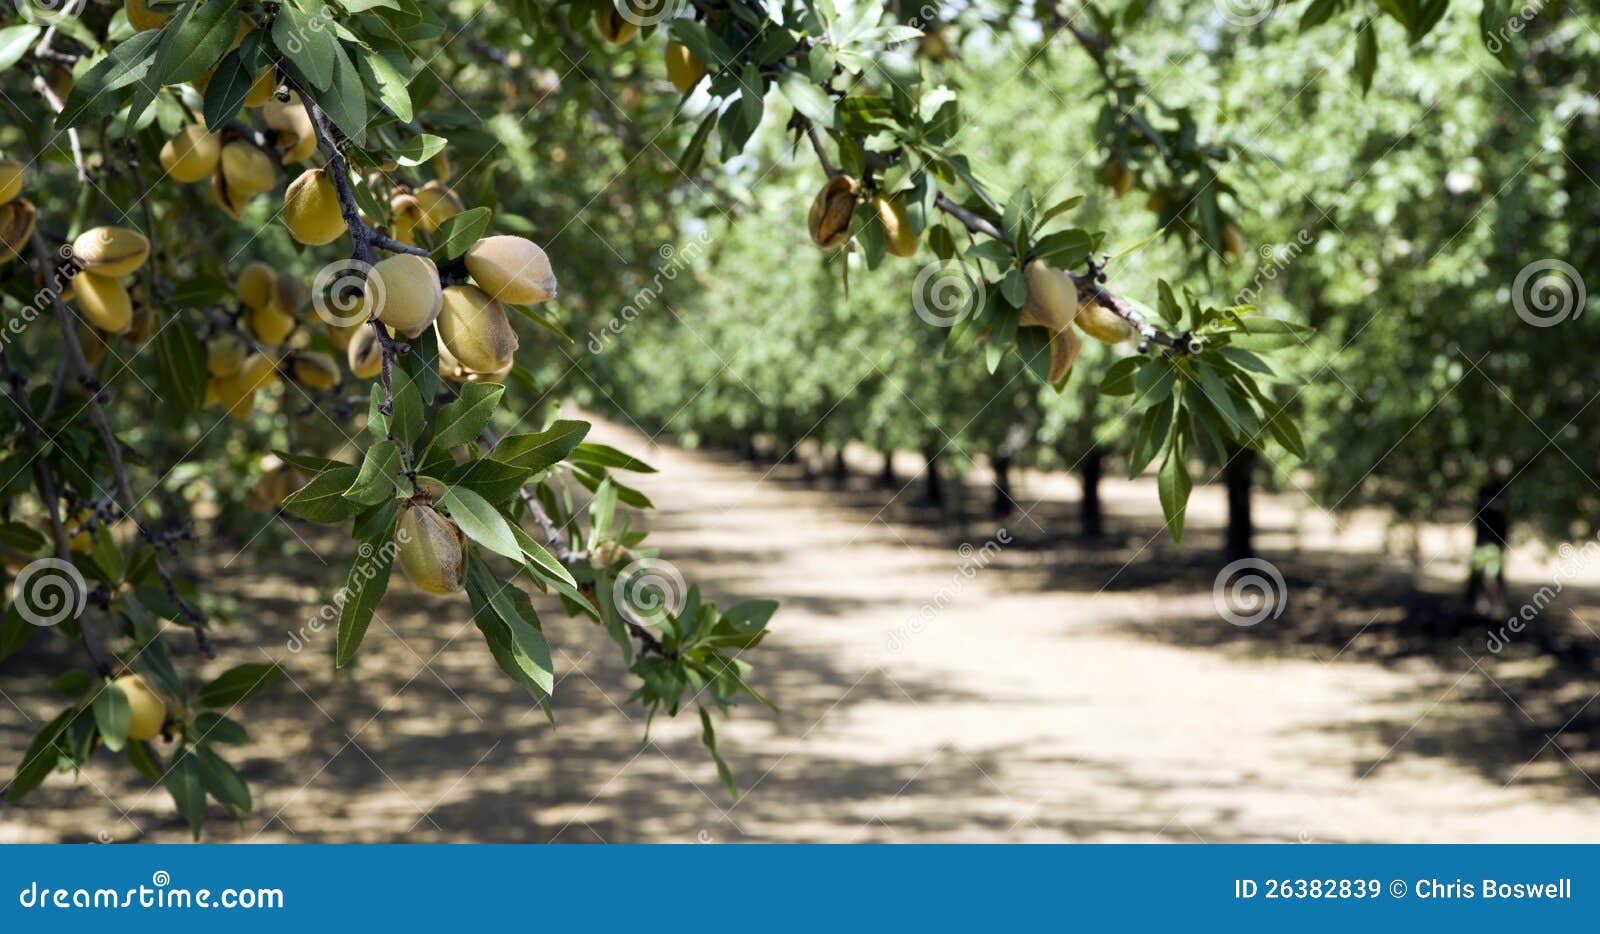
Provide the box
[4,416,1599,842]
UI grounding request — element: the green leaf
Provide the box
[1299,0,1347,31]
[433,382,504,450]
[335,521,397,668]
[0,26,43,73]
[0,521,45,553]
[353,497,401,540]
[505,520,577,589]
[779,72,835,125]
[466,556,555,699]
[1354,17,1378,96]
[274,1,337,91]
[202,32,265,129]
[1128,396,1174,478]
[440,485,521,559]
[195,745,252,811]
[344,440,403,506]
[492,420,590,471]
[1156,280,1182,327]
[282,466,363,522]
[93,683,131,753]
[359,41,415,122]
[196,663,282,708]
[59,30,162,127]
[699,707,738,798]
[1133,358,1177,406]
[127,740,162,781]
[1158,438,1192,543]
[377,364,424,445]
[439,459,535,504]
[271,450,351,474]
[1015,326,1053,384]
[154,320,208,415]
[1099,356,1142,396]
[1191,363,1244,435]
[569,442,655,474]
[1031,229,1092,267]
[0,605,33,663]
[163,750,207,840]
[678,109,718,176]
[393,134,447,167]
[192,712,248,745]
[315,42,369,146]
[52,668,93,697]
[720,599,778,631]
[431,206,493,262]
[151,0,240,85]
[6,710,75,803]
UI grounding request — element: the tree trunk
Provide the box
[1466,480,1510,617]
[832,446,849,482]
[922,448,944,507]
[878,449,895,488]
[992,453,1013,518]
[1224,446,1255,562]
[1080,446,1104,539]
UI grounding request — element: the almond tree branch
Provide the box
[798,120,1185,351]
[0,343,112,675]
[33,232,211,654]
[300,98,429,417]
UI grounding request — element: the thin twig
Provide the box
[32,232,212,654]
[31,74,88,183]
[0,344,113,674]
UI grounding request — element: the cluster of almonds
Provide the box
[158,91,320,218]
[1017,261,1139,384]
[807,175,919,258]
[0,160,36,267]
[66,226,151,337]
[346,233,556,393]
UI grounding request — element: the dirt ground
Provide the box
[4,415,1600,843]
